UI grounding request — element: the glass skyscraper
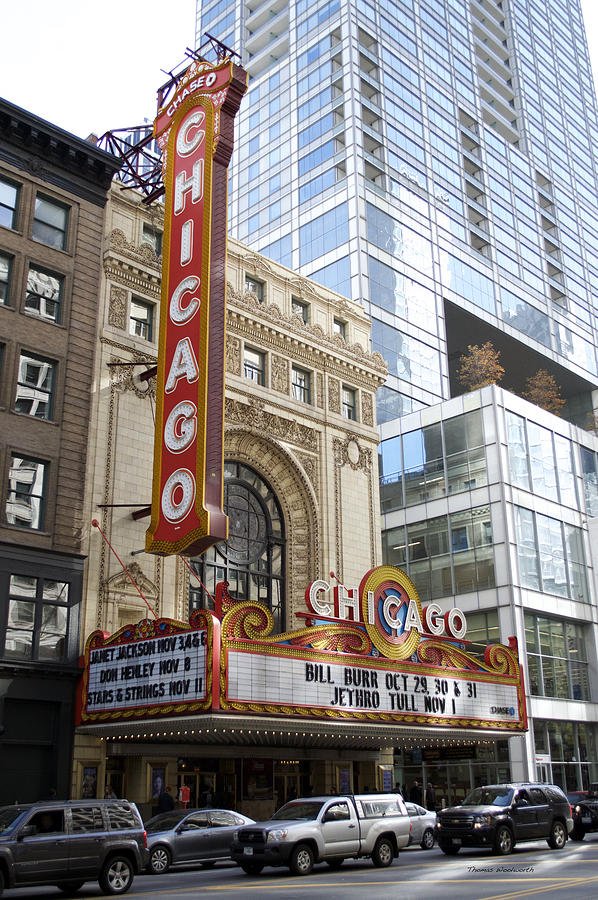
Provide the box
[196,1,598,788]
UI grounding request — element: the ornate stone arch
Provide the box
[224,426,320,626]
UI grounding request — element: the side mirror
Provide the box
[18,825,36,840]
[322,812,334,823]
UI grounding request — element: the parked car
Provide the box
[0,799,147,896]
[405,802,436,849]
[145,808,255,874]
[231,793,411,876]
[436,783,573,856]
[567,784,598,841]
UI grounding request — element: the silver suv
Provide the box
[0,799,148,895]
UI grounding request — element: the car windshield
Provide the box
[145,811,188,833]
[0,807,25,834]
[271,801,325,821]
[462,787,514,807]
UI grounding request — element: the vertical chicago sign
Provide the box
[146,58,247,556]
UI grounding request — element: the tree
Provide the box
[522,369,565,415]
[457,342,505,392]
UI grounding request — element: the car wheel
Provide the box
[290,843,315,876]
[99,855,135,895]
[571,825,586,842]
[240,862,263,876]
[547,820,567,850]
[200,861,216,868]
[326,858,344,869]
[149,845,172,875]
[54,883,85,895]
[421,828,435,850]
[493,825,514,855]
[372,836,394,868]
[439,839,460,855]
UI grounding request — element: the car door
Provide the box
[13,808,70,884]
[67,805,106,877]
[406,803,422,843]
[320,800,360,856]
[529,788,550,837]
[208,811,241,859]
[512,790,537,840]
[174,811,212,862]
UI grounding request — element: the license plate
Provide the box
[582,816,592,824]
[243,847,254,856]
[452,838,461,845]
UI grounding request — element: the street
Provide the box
[5,838,598,900]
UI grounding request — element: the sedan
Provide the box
[145,808,255,874]
[405,802,437,849]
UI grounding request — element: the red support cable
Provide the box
[179,555,216,606]
[91,519,158,619]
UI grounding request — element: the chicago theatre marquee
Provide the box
[74,54,526,816]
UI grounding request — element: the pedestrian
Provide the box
[157,785,175,813]
[410,779,423,804]
[426,782,436,810]
[104,784,117,799]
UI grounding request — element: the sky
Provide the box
[1,1,598,141]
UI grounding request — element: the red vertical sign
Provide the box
[146,59,247,556]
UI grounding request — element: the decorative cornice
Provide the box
[106,228,162,271]
[227,282,387,380]
[225,397,318,452]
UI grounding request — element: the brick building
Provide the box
[0,98,121,802]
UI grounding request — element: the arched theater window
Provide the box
[189,462,285,632]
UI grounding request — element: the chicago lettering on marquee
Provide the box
[146,58,247,556]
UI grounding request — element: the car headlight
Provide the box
[575,805,581,814]
[473,815,492,827]
[267,829,288,842]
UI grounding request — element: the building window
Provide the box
[514,506,589,602]
[129,298,154,341]
[15,353,56,420]
[382,505,495,601]
[1,574,71,662]
[189,462,285,632]
[379,410,487,514]
[244,275,264,301]
[292,366,311,404]
[0,176,19,230]
[6,455,47,530]
[0,252,11,303]
[25,265,63,323]
[292,297,309,323]
[333,317,346,339]
[525,614,590,701]
[342,386,356,420]
[32,194,69,250]
[243,347,265,385]
[142,223,162,256]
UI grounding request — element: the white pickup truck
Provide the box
[230,793,411,876]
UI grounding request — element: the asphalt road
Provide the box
[5,837,598,899]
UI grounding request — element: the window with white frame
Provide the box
[32,194,69,250]
[342,385,356,419]
[243,346,265,385]
[292,366,311,404]
[25,265,63,323]
[15,352,56,420]
[0,252,11,304]
[0,176,19,230]
[129,298,154,341]
[6,455,47,530]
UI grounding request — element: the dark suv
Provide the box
[0,799,147,895]
[436,783,573,856]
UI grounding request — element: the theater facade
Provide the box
[72,183,526,816]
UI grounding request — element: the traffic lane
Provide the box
[4,841,598,899]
